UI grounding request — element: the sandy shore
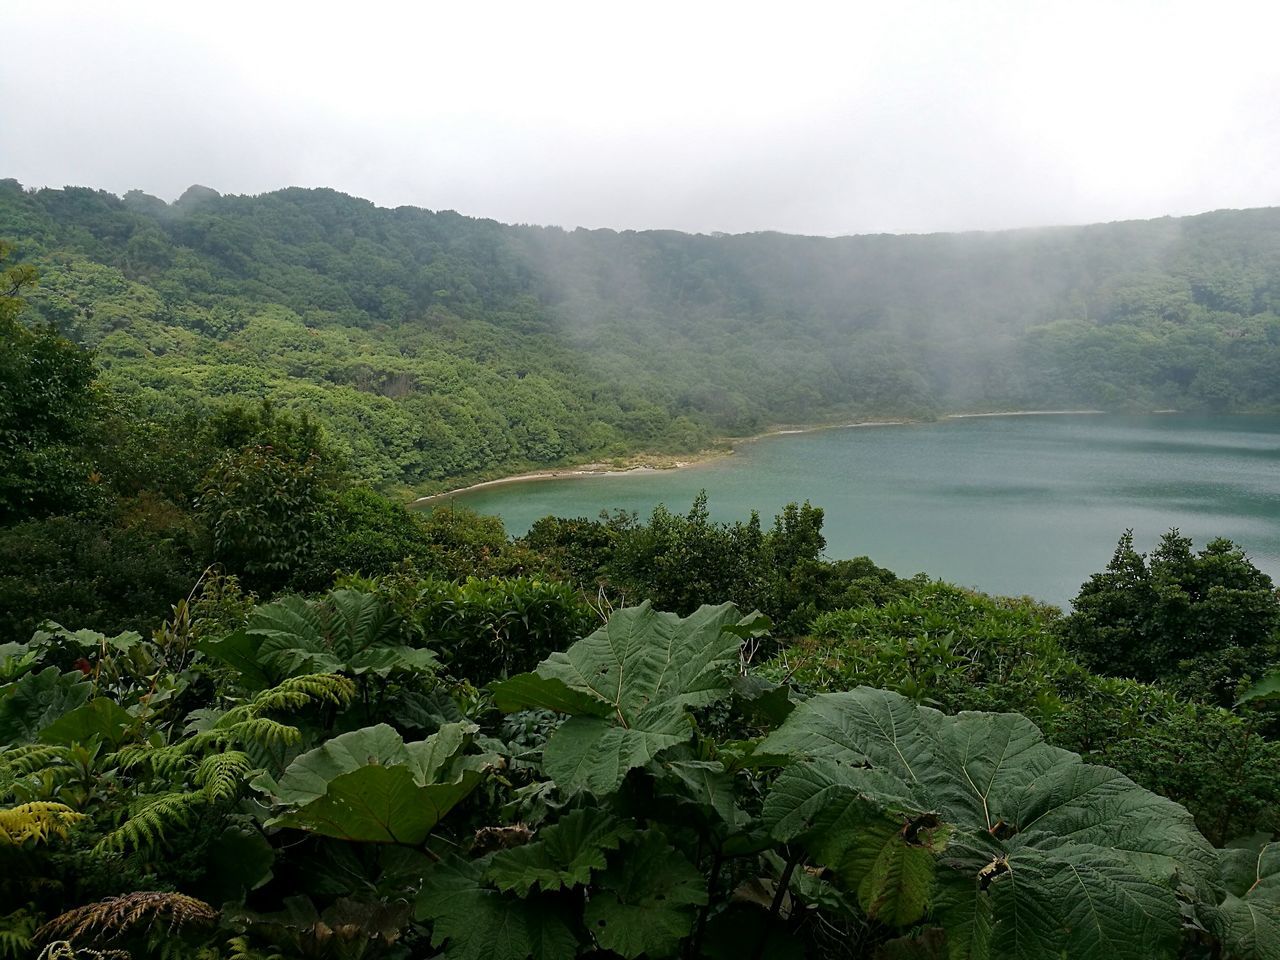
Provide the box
[411,463,698,505]
[944,409,1105,418]
[411,417,920,505]
[411,409,1128,504]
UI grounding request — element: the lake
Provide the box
[434,415,1280,607]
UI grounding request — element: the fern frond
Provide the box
[38,892,216,946]
[0,802,86,845]
[0,746,70,800]
[106,743,154,773]
[132,744,197,780]
[221,718,300,750]
[197,752,254,802]
[36,943,122,960]
[0,744,69,779]
[0,909,35,960]
[93,792,204,854]
[248,673,356,716]
[226,934,285,960]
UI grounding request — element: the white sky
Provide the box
[5,0,1280,235]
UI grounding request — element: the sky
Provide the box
[5,0,1280,236]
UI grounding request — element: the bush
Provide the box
[770,580,1280,842]
[412,576,599,682]
[1059,529,1280,703]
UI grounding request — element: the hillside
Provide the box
[4,179,1280,489]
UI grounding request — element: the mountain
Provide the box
[3,178,1279,489]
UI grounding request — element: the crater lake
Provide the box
[432,414,1280,606]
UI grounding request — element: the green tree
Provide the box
[197,445,332,592]
[0,244,101,523]
[1060,529,1280,702]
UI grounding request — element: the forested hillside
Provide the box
[5,230,1280,958]
[3,179,1280,489]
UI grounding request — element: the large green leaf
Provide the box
[416,856,580,960]
[487,808,631,895]
[0,667,92,747]
[582,830,708,959]
[39,697,134,747]
[492,602,746,795]
[760,687,1219,960]
[207,589,437,682]
[258,722,484,843]
[1236,670,1280,705]
[1209,837,1280,960]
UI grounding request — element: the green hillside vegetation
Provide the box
[4,180,1280,491]
[4,206,1280,958]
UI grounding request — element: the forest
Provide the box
[3,181,1280,491]
[3,242,1280,959]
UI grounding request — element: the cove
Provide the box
[435,414,1280,607]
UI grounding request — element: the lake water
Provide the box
[436,415,1280,607]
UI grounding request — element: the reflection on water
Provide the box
[439,415,1280,607]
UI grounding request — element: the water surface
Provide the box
[438,415,1280,606]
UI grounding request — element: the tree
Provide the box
[1060,528,1280,702]
[197,445,332,592]
[0,244,101,523]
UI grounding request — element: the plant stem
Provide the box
[751,847,802,960]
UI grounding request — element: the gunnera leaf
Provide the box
[257,722,485,843]
[583,830,708,959]
[760,687,1220,960]
[487,808,631,896]
[491,602,747,795]
[416,856,579,960]
[1207,836,1280,960]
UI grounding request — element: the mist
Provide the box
[5,0,1280,236]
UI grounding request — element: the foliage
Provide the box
[10,183,1280,493]
[411,576,597,682]
[254,722,489,844]
[0,575,1275,959]
[197,445,333,593]
[771,581,1280,845]
[0,244,101,523]
[1060,529,1280,703]
[761,686,1219,958]
[492,601,760,795]
[519,495,910,636]
[200,587,437,687]
[1205,834,1280,959]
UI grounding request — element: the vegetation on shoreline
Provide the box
[4,210,1280,958]
[4,181,1280,490]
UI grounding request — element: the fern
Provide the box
[36,943,130,960]
[0,745,69,800]
[249,673,355,713]
[197,752,252,802]
[93,792,205,854]
[121,674,351,785]
[0,802,86,845]
[38,892,216,946]
[226,935,285,960]
[0,910,35,959]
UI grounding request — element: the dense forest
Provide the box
[4,238,1280,958]
[3,180,1280,490]
[4,187,1280,958]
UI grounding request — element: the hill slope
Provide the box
[4,179,1279,488]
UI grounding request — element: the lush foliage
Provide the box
[2,227,1280,956]
[772,581,1280,845]
[2,589,1277,959]
[6,182,1280,489]
[1060,529,1280,704]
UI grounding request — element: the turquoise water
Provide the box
[435,415,1280,607]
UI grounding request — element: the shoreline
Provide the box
[943,409,1105,418]
[409,409,1131,505]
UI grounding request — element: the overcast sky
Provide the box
[5,1,1280,236]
